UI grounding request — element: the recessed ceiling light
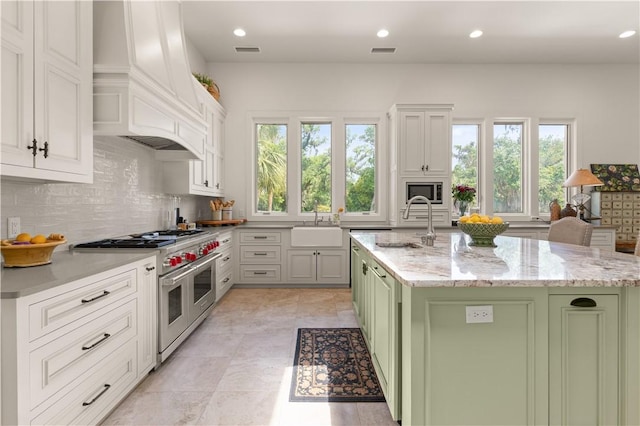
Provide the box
[233,28,246,37]
[469,30,483,39]
[619,30,636,39]
[377,29,389,38]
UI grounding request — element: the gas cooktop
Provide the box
[74,238,176,249]
[74,229,206,249]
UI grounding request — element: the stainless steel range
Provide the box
[74,229,221,364]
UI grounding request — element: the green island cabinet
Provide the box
[350,238,640,426]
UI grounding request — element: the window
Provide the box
[493,123,524,214]
[538,124,569,213]
[345,124,376,213]
[453,119,572,220]
[256,124,287,213]
[252,113,382,221]
[452,124,479,209]
[300,123,331,213]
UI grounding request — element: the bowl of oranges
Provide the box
[1,233,66,267]
[458,214,509,247]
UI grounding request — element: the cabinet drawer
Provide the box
[29,299,137,410]
[239,265,281,282]
[216,269,233,301]
[31,339,137,426]
[239,231,281,244]
[216,247,233,271]
[28,268,137,341]
[591,232,615,249]
[217,232,233,250]
[240,245,281,263]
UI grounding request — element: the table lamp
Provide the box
[562,168,604,220]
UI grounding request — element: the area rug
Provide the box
[289,328,386,402]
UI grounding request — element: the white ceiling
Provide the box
[182,1,640,64]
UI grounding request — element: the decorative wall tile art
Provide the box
[590,164,640,191]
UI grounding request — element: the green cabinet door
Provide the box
[350,242,362,317]
[549,294,619,426]
[370,260,401,421]
[350,240,370,339]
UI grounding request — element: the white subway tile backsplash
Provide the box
[1,137,208,247]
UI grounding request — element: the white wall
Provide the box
[207,62,640,217]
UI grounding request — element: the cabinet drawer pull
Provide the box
[570,297,597,308]
[82,384,111,406]
[223,256,231,262]
[82,333,111,351]
[81,290,110,304]
[253,271,268,275]
[253,252,267,256]
[146,266,155,272]
[222,277,230,283]
[223,239,230,243]
[253,236,268,239]
[372,266,387,278]
[362,263,367,275]
[352,246,359,251]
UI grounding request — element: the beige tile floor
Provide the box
[103,288,398,426]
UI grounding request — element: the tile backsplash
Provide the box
[1,136,209,246]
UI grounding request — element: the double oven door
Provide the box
[159,253,220,359]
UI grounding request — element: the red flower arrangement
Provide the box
[452,184,476,204]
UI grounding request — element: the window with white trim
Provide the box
[252,114,382,220]
[452,119,572,219]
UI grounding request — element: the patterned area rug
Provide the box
[289,328,386,402]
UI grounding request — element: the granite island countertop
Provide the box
[350,231,640,288]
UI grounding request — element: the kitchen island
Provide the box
[350,231,640,426]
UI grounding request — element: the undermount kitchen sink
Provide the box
[375,242,422,248]
[291,226,343,247]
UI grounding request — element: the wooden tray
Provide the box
[196,219,247,227]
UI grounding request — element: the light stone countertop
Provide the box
[350,231,640,288]
[1,250,158,299]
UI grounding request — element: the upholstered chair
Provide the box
[547,217,593,246]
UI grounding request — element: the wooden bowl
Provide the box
[1,239,66,267]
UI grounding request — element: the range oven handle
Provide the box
[161,266,196,286]
[191,252,221,270]
[160,253,222,286]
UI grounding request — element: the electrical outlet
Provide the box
[466,305,494,323]
[8,217,20,239]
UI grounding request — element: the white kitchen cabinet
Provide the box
[163,81,226,196]
[215,231,234,301]
[1,0,93,183]
[388,104,454,228]
[390,104,453,177]
[286,249,349,284]
[236,230,283,285]
[1,256,156,425]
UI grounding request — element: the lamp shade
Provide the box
[562,168,604,188]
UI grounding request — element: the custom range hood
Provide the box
[93,0,206,161]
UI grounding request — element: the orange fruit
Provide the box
[15,233,31,242]
[30,234,47,244]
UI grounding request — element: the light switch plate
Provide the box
[8,217,20,239]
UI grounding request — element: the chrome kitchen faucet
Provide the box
[403,195,436,246]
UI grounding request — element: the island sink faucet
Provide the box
[403,195,436,246]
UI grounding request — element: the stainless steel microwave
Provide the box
[406,182,443,204]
